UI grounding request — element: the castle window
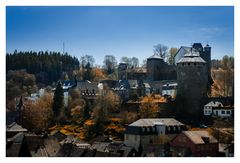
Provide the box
[126,135,129,140]
[178,126,181,131]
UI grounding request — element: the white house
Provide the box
[203,101,233,118]
[124,118,186,151]
[212,107,233,118]
[203,101,223,116]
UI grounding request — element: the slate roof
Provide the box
[129,118,184,127]
[205,101,223,107]
[52,131,67,142]
[119,146,137,157]
[177,50,206,63]
[84,149,96,157]
[174,46,191,58]
[6,122,28,133]
[95,151,109,157]
[69,147,86,157]
[183,131,218,144]
[148,54,163,60]
[6,132,25,157]
[56,143,87,157]
[7,132,25,144]
[91,142,110,152]
[77,80,98,91]
[42,137,61,157]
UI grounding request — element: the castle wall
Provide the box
[177,62,208,115]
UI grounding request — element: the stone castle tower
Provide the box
[147,54,177,81]
[147,54,164,81]
[192,43,212,91]
[176,49,208,117]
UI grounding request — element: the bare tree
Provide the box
[168,47,178,65]
[153,44,168,59]
[131,57,139,68]
[103,55,117,75]
[120,56,139,68]
[80,55,95,68]
[120,56,130,64]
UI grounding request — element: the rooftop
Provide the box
[177,49,206,64]
[6,122,28,132]
[205,101,223,107]
[148,54,163,60]
[129,118,184,127]
[183,131,218,144]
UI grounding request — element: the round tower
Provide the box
[147,54,164,81]
[176,50,208,117]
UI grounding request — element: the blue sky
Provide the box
[6,6,234,66]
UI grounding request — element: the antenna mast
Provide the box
[63,42,65,54]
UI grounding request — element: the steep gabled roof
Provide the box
[205,101,223,107]
[183,131,218,144]
[177,50,206,63]
[6,122,28,132]
[147,54,163,60]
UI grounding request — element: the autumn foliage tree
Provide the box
[22,93,53,132]
[211,55,234,97]
[139,96,159,118]
[91,89,120,134]
[6,70,37,110]
[70,99,86,124]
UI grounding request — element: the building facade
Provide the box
[124,118,186,150]
[203,101,233,118]
[146,54,177,81]
[175,43,212,91]
[176,49,208,117]
[170,131,219,157]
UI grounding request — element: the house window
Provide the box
[226,111,231,114]
[178,126,181,131]
[168,126,171,132]
[134,135,137,141]
[221,110,225,114]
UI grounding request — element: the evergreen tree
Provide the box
[52,82,64,118]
